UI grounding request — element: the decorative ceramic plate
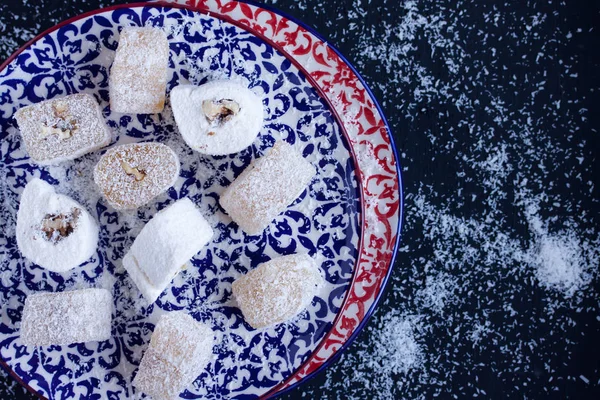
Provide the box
[0,1,402,398]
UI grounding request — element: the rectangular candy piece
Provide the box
[133,312,214,400]
[232,254,323,329]
[123,198,214,303]
[14,93,111,165]
[220,141,316,235]
[20,288,112,347]
[109,27,169,113]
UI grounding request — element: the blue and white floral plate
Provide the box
[0,1,402,398]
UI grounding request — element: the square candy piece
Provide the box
[20,288,112,347]
[133,312,214,400]
[109,27,169,113]
[14,93,111,165]
[123,198,214,303]
[232,254,323,329]
[220,141,316,235]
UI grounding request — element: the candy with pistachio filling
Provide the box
[14,93,111,165]
[109,27,169,114]
[93,142,180,210]
[170,80,263,155]
[16,178,99,272]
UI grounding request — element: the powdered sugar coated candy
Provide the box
[232,254,323,329]
[123,198,214,303]
[170,80,263,155]
[16,178,99,273]
[109,27,169,114]
[14,93,111,165]
[133,312,215,400]
[20,288,112,347]
[220,141,316,235]
[93,142,180,210]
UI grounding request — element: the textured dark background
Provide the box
[1,0,599,399]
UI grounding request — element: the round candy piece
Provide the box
[20,288,112,347]
[232,254,323,329]
[16,178,99,272]
[170,80,263,156]
[93,142,180,210]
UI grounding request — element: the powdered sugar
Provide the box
[20,288,112,347]
[109,27,169,114]
[220,141,317,235]
[123,198,214,303]
[14,93,111,165]
[232,254,323,329]
[170,81,264,156]
[133,312,215,400]
[522,198,597,297]
[16,178,99,273]
[93,142,180,210]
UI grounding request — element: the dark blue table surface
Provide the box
[1,0,599,399]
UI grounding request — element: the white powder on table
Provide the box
[521,199,596,298]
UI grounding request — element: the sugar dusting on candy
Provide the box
[170,81,264,156]
[20,288,112,347]
[14,94,111,165]
[16,179,99,273]
[232,254,323,329]
[133,312,215,400]
[123,198,214,303]
[220,141,317,235]
[93,142,180,210]
[109,27,169,114]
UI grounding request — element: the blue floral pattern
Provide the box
[0,5,360,399]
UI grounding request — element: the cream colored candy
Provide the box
[20,288,112,347]
[232,254,323,329]
[16,178,99,273]
[170,80,263,155]
[109,27,169,113]
[220,141,316,235]
[123,198,214,303]
[133,312,214,400]
[93,142,180,210]
[14,93,111,165]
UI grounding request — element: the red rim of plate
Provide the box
[0,1,404,399]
